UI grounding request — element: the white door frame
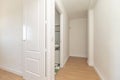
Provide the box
[46,0,64,80]
[46,0,72,79]
[55,2,64,68]
[45,0,55,80]
[46,0,63,80]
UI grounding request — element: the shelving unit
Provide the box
[55,25,60,32]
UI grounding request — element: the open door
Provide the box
[23,0,46,80]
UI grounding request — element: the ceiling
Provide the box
[61,0,90,19]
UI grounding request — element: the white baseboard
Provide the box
[62,56,69,68]
[0,65,22,76]
[70,55,87,58]
[94,65,106,80]
[87,60,94,67]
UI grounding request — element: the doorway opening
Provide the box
[55,8,61,74]
[54,2,64,74]
[53,0,96,80]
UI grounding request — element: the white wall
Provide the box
[55,9,60,25]
[56,0,69,66]
[69,18,88,58]
[88,9,94,66]
[94,0,120,80]
[0,0,22,75]
[111,1,120,79]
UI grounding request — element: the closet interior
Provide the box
[55,8,61,73]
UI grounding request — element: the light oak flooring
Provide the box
[55,57,100,80]
[0,57,100,80]
[0,69,23,80]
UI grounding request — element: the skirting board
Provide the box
[94,65,106,80]
[0,65,22,76]
[70,56,87,58]
[70,55,87,58]
[61,56,69,68]
[87,60,94,67]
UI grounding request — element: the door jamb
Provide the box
[55,1,64,68]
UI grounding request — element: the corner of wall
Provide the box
[87,60,94,67]
[94,65,106,80]
[62,55,69,67]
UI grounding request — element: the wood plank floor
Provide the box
[0,57,100,80]
[0,69,23,80]
[55,57,100,80]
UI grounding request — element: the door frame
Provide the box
[46,0,64,80]
[45,0,55,80]
[55,1,64,68]
[45,0,66,79]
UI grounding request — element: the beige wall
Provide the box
[69,18,88,58]
[0,0,23,75]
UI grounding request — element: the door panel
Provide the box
[25,58,40,74]
[23,0,46,80]
[24,51,41,60]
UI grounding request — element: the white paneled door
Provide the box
[23,0,46,80]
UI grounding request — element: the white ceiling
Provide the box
[61,0,90,19]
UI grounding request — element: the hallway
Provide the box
[56,57,100,80]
